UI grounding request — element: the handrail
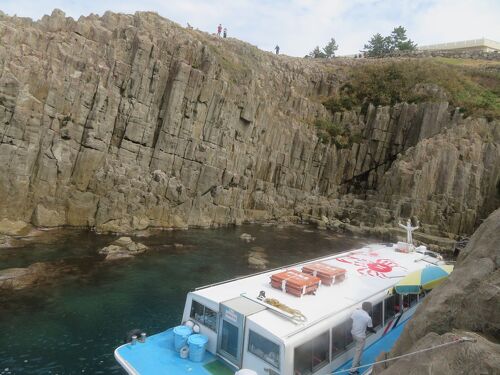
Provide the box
[194,247,367,291]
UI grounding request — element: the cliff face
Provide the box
[374,208,500,374]
[0,10,499,236]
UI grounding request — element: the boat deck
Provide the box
[115,329,234,375]
[333,318,408,374]
[193,244,427,340]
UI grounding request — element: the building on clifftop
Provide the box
[418,38,500,53]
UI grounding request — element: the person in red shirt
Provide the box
[217,24,222,37]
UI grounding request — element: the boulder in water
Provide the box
[0,262,63,290]
[248,247,268,269]
[99,237,148,260]
[0,219,31,236]
[240,233,256,242]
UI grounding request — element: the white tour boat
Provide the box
[115,237,446,375]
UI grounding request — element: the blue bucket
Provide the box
[173,325,193,352]
[188,334,208,362]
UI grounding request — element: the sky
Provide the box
[1,0,499,56]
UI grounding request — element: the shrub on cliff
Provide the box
[322,59,500,120]
[314,119,362,147]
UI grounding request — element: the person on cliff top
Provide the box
[349,301,376,374]
[217,24,222,37]
[223,27,227,38]
[275,45,280,54]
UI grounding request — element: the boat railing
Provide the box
[194,248,367,291]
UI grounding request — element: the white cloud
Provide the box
[1,0,499,56]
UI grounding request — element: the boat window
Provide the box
[294,330,330,374]
[190,300,217,332]
[248,330,280,369]
[403,294,418,309]
[221,320,239,358]
[384,294,398,322]
[371,302,383,329]
[331,320,353,358]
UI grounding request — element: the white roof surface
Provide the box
[193,244,431,340]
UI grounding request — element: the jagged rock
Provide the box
[0,219,31,236]
[0,262,62,290]
[32,204,65,227]
[248,247,268,269]
[113,236,133,247]
[375,208,500,374]
[240,233,256,242]
[0,235,11,248]
[373,331,500,375]
[0,268,31,289]
[99,237,148,260]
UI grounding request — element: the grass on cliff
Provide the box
[315,119,363,147]
[323,59,500,120]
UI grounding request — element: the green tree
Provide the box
[309,46,326,58]
[322,38,339,58]
[390,26,417,51]
[309,38,339,58]
[363,33,393,57]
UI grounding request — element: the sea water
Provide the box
[0,225,369,374]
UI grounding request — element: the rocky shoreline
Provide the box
[0,215,457,252]
[0,217,458,291]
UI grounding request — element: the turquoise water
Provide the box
[0,225,369,374]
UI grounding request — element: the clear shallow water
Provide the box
[0,225,370,374]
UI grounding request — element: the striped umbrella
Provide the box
[395,265,454,294]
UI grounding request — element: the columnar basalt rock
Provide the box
[0,10,498,240]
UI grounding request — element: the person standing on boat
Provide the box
[349,302,376,374]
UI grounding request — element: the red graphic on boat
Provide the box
[335,255,406,278]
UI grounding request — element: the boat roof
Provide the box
[192,244,431,341]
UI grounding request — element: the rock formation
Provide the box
[0,10,498,242]
[248,246,268,269]
[374,207,500,374]
[98,236,148,260]
[0,261,71,289]
[373,331,500,374]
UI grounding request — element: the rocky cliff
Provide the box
[0,10,499,238]
[374,208,500,374]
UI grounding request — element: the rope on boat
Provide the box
[331,335,476,374]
